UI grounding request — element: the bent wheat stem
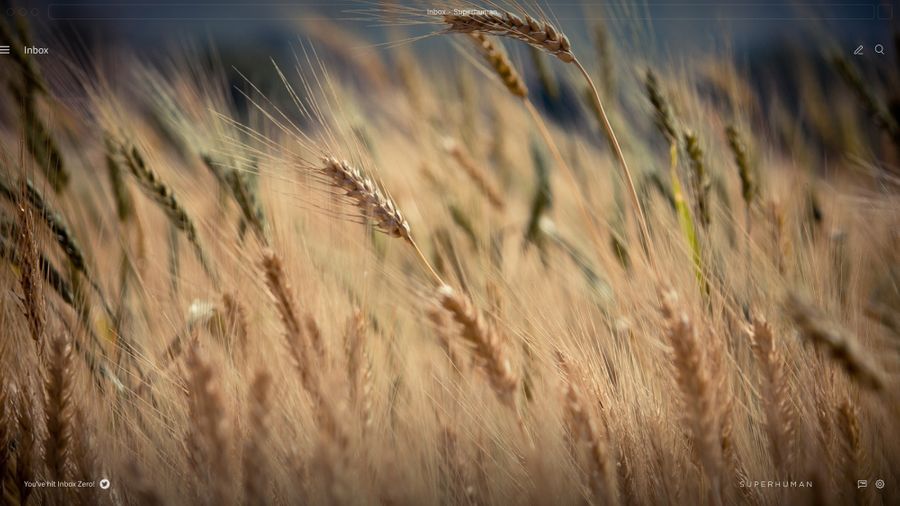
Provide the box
[411,236,445,286]
[575,59,656,273]
[454,15,658,272]
[448,13,655,273]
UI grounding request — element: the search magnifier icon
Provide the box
[875,44,885,55]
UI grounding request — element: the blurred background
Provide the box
[2,0,898,140]
[4,1,895,63]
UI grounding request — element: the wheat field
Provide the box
[1,3,899,505]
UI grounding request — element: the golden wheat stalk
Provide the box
[242,371,272,506]
[344,310,373,431]
[105,136,135,222]
[442,138,506,211]
[443,11,574,62]
[2,216,126,392]
[558,353,619,505]
[436,285,518,407]
[260,251,318,400]
[645,70,678,144]
[13,199,44,342]
[20,96,69,193]
[659,288,723,506]
[184,344,231,504]
[121,144,218,281]
[202,154,269,244]
[831,54,900,146]
[222,293,249,358]
[466,33,528,98]
[0,177,116,318]
[725,125,755,207]
[321,156,411,239]
[750,316,797,474]
[460,31,606,260]
[319,156,443,285]
[441,9,656,272]
[838,398,872,505]
[683,132,711,228]
[43,334,74,480]
[15,393,38,504]
[785,293,886,391]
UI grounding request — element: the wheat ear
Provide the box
[202,154,269,244]
[43,333,74,480]
[243,370,272,506]
[467,33,528,97]
[659,289,723,506]
[785,293,885,390]
[259,251,345,445]
[12,87,70,193]
[14,197,44,342]
[320,156,443,285]
[427,303,467,376]
[831,54,900,146]
[261,251,318,401]
[645,70,678,144]
[683,132,711,228]
[444,11,574,62]
[725,125,755,207]
[15,394,37,504]
[1,178,115,317]
[750,316,797,475]
[0,381,9,483]
[121,144,218,281]
[222,292,249,359]
[0,178,84,272]
[461,32,604,259]
[3,214,126,392]
[838,399,872,505]
[436,285,518,407]
[442,138,506,211]
[105,135,135,222]
[321,156,411,239]
[184,345,231,504]
[558,353,618,505]
[71,407,99,503]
